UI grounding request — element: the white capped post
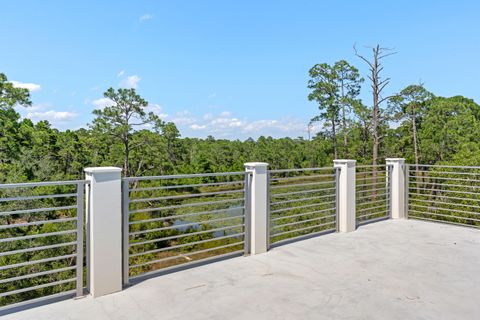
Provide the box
[333,160,356,232]
[244,162,269,255]
[84,167,123,298]
[386,158,406,219]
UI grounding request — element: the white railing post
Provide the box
[333,160,356,232]
[386,158,406,219]
[244,162,269,255]
[84,167,123,298]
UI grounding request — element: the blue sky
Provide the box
[1,1,479,139]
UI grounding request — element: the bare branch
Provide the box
[353,43,374,69]
[378,79,391,94]
[378,94,396,105]
[378,51,398,60]
[130,122,148,126]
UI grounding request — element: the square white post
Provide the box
[84,167,123,297]
[333,160,356,232]
[386,158,406,219]
[244,162,268,255]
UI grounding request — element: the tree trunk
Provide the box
[371,52,380,192]
[362,120,368,160]
[124,136,129,177]
[412,112,419,167]
[354,44,395,197]
[341,81,349,158]
[331,116,338,159]
[412,107,420,192]
[342,105,348,158]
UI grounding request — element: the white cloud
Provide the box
[26,110,78,122]
[119,75,141,89]
[92,97,115,108]
[146,104,168,118]
[190,124,206,130]
[16,102,79,129]
[85,100,313,139]
[242,118,308,134]
[164,109,313,139]
[10,81,41,92]
[27,103,50,112]
[170,111,197,125]
[243,120,278,133]
[139,14,153,22]
[210,114,245,128]
[307,122,324,133]
[117,70,125,77]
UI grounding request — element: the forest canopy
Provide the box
[1,51,479,182]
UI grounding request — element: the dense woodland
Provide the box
[1,52,480,182]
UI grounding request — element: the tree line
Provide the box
[307,45,480,169]
[1,47,480,183]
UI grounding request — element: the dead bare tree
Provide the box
[354,44,396,198]
[354,44,396,165]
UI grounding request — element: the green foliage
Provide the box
[419,96,480,164]
[307,60,363,159]
[390,84,434,118]
[91,87,165,176]
[0,73,32,181]
[307,63,340,157]
[389,84,434,164]
[0,73,31,111]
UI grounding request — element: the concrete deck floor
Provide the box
[5,219,480,320]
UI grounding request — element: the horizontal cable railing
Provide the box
[356,164,392,224]
[123,172,247,283]
[268,167,337,246]
[407,164,480,228]
[0,180,86,310]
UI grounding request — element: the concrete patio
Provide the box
[5,219,480,320]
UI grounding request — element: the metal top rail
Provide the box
[0,179,89,189]
[268,167,334,173]
[270,174,335,182]
[410,170,480,176]
[130,180,244,192]
[356,164,390,169]
[124,171,245,182]
[407,164,480,170]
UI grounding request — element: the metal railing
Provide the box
[0,180,87,310]
[268,167,338,246]
[356,164,392,225]
[406,164,480,228]
[123,172,248,284]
